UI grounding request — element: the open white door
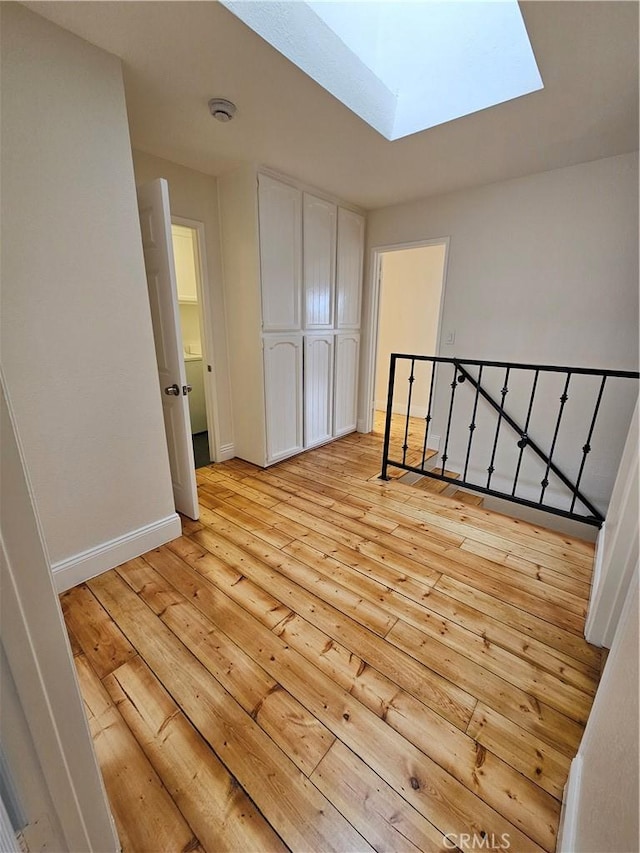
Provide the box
[137,179,199,520]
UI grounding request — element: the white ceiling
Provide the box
[26,1,639,210]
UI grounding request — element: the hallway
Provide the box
[62,424,600,852]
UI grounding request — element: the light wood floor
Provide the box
[63,417,601,853]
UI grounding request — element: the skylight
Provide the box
[220,1,544,141]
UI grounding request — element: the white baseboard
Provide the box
[52,513,182,593]
[375,400,428,420]
[216,442,235,462]
[557,753,583,853]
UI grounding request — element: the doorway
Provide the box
[367,240,449,433]
[170,219,216,468]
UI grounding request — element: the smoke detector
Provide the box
[208,98,237,122]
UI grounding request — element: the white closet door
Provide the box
[258,175,302,331]
[333,332,360,437]
[336,208,365,329]
[304,334,334,448]
[263,334,303,463]
[303,194,336,329]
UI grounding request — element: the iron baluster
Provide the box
[487,367,511,488]
[462,363,483,481]
[440,363,459,476]
[570,375,607,513]
[401,359,416,466]
[512,369,540,496]
[540,372,572,504]
[456,363,601,520]
[420,361,438,468]
[380,354,396,481]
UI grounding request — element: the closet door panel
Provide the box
[304,334,334,449]
[303,194,336,330]
[263,334,303,463]
[336,208,364,329]
[258,175,302,331]
[333,332,360,437]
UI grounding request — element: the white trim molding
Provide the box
[217,442,235,462]
[52,514,182,593]
[360,236,451,436]
[585,399,638,647]
[557,754,583,853]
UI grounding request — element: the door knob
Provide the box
[183,384,193,395]
[164,384,180,396]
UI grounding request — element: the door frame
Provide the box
[361,237,451,435]
[1,372,118,851]
[171,216,221,463]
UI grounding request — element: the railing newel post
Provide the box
[380,354,397,481]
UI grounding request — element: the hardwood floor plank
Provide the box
[402,502,594,573]
[197,469,280,508]
[434,576,600,671]
[61,584,136,678]
[88,570,372,853]
[179,515,204,536]
[283,538,597,699]
[393,611,593,723]
[242,471,338,507]
[104,656,289,853]
[119,555,336,777]
[75,654,199,853]
[270,607,561,841]
[453,491,485,507]
[358,541,586,634]
[136,550,551,852]
[292,532,598,694]
[196,512,397,638]
[460,540,591,599]
[289,529,596,688]
[167,538,563,824]
[467,704,572,801]
[188,525,476,729]
[288,529,442,593]
[198,499,295,549]
[413,496,597,560]
[414,471,459,493]
[387,620,584,756]
[282,453,594,573]
[264,480,589,619]
[65,624,83,657]
[311,741,450,853]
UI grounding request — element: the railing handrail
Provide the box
[388,353,640,380]
[380,353,639,527]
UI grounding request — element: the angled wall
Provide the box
[1,4,178,584]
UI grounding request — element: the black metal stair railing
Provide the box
[380,354,639,527]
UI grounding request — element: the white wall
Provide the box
[363,153,639,514]
[559,568,639,853]
[375,245,446,415]
[1,5,177,579]
[132,150,234,455]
